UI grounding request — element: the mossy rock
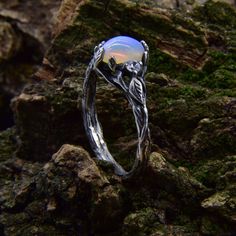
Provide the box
[47,0,208,76]
[200,215,232,236]
[192,155,236,188]
[201,189,236,223]
[192,0,236,30]
[0,128,16,162]
[122,207,163,236]
[123,207,200,236]
[190,117,236,159]
[11,81,84,161]
[1,0,236,235]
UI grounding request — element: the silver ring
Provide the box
[82,36,151,178]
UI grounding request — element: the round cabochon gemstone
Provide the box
[102,36,144,64]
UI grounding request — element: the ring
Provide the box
[82,36,151,178]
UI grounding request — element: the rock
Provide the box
[0,0,61,47]
[190,117,236,159]
[192,155,236,190]
[11,78,137,163]
[146,152,208,204]
[45,0,209,76]
[54,0,86,37]
[0,91,15,130]
[0,0,61,131]
[201,189,236,222]
[0,21,22,62]
[150,93,236,162]
[200,215,230,235]
[216,156,236,189]
[0,157,42,211]
[122,207,163,236]
[146,73,170,86]
[122,207,200,236]
[0,128,16,162]
[51,144,109,188]
[36,144,124,234]
[1,0,236,234]
[127,0,235,10]
[198,156,236,223]
[11,0,236,166]
[11,82,85,161]
[0,144,124,235]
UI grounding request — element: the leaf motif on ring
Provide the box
[129,78,145,104]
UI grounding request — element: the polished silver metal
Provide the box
[82,38,151,178]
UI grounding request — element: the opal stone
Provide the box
[102,36,144,64]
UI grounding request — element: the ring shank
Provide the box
[82,68,150,178]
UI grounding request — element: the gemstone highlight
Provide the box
[102,36,144,64]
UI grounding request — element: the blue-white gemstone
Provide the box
[103,36,144,64]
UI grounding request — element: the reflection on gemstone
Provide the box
[102,36,144,64]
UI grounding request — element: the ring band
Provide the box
[82,36,151,178]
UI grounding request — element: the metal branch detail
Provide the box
[82,36,151,178]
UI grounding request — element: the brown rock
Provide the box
[11,82,85,161]
[38,144,124,233]
[52,144,110,187]
[0,0,61,47]
[0,21,22,61]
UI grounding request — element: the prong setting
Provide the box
[108,56,117,72]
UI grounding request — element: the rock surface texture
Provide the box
[0,0,236,235]
[0,0,61,130]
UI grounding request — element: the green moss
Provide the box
[149,49,185,76]
[178,86,208,99]
[192,156,235,192]
[123,208,162,236]
[172,13,204,36]
[148,83,209,109]
[176,49,236,90]
[192,0,236,30]
[214,89,236,97]
[150,99,202,135]
[173,214,199,232]
[201,216,229,235]
[49,0,212,74]
[176,68,205,83]
[192,119,236,159]
[200,69,236,89]
[0,128,16,162]
[45,86,78,114]
[202,51,233,74]
[53,25,85,49]
[20,224,67,236]
[192,160,223,187]
[198,50,236,89]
